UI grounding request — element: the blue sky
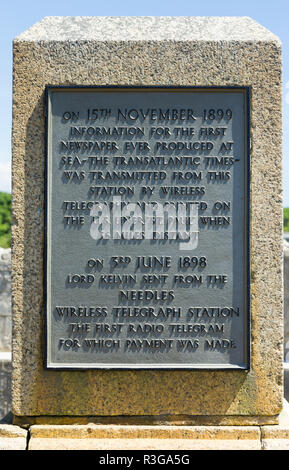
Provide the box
[1,0,288,205]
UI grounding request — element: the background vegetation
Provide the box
[284,208,289,232]
[0,192,11,248]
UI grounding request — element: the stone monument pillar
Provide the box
[11,17,285,448]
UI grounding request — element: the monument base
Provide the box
[2,401,289,450]
[27,425,262,450]
[13,414,279,427]
[21,400,289,450]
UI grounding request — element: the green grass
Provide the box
[285,208,289,232]
[0,192,11,248]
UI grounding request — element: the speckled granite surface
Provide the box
[15,16,280,42]
[12,17,283,423]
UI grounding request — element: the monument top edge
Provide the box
[14,16,280,43]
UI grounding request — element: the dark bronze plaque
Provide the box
[45,87,249,369]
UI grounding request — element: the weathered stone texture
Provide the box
[28,424,262,450]
[12,17,283,422]
[0,424,27,450]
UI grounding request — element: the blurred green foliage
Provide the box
[0,192,11,248]
[284,208,289,232]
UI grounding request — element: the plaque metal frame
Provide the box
[44,85,250,370]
